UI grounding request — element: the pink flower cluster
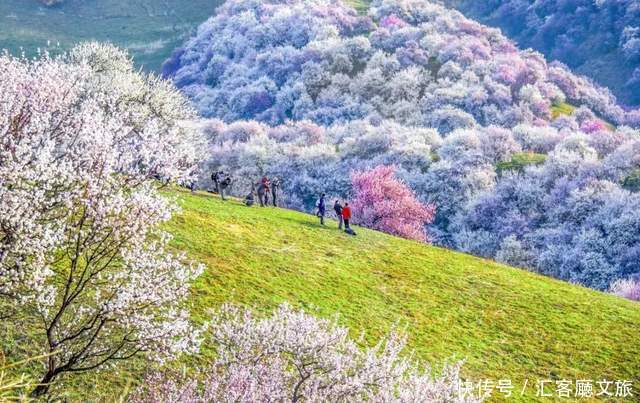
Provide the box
[351,165,436,242]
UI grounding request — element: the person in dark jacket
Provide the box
[218,173,232,200]
[245,188,255,206]
[317,193,326,225]
[271,177,280,207]
[333,200,343,230]
[257,177,269,207]
[211,171,221,193]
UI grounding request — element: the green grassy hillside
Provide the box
[0,0,364,72]
[168,190,640,400]
[2,188,639,400]
[0,0,221,72]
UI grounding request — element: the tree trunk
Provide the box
[30,370,56,398]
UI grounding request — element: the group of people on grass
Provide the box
[209,171,280,207]
[317,193,356,235]
[211,172,355,235]
[244,175,281,207]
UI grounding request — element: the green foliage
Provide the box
[3,189,639,400]
[0,0,221,72]
[551,102,576,119]
[496,152,547,175]
[623,169,640,192]
[345,0,370,14]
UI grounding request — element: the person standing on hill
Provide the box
[333,199,343,230]
[257,176,270,207]
[271,177,280,207]
[317,193,326,225]
[257,183,266,207]
[218,173,232,201]
[261,175,271,206]
[342,202,354,234]
[211,170,221,193]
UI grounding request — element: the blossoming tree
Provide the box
[351,165,436,242]
[132,304,481,402]
[611,278,640,301]
[0,43,205,396]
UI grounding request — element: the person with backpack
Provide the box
[317,193,326,225]
[342,202,355,235]
[333,199,343,230]
[271,177,280,207]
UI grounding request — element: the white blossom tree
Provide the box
[132,303,482,402]
[0,43,205,396]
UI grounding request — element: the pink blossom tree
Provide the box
[0,43,205,396]
[132,303,482,402]
[351,165,436,242]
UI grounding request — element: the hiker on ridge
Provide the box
[271,177,280,207]
[342,202,355,235]
[333,199,343,230]
[257,176,270,207]
[317,193,326,225]
[245,187,255,206]
[211,170,222,193]
[218,172,232,201]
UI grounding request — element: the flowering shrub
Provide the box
[610,278,640,301]
[132,304,481,402]
[351,165,435,242]
[0,43,205,395]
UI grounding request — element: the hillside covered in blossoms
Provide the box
[164,0,640,293]
[441,0,640,107]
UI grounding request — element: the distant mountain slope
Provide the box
[440,0,640,106]
[165,0,638,128]
[5,189,639,400]
[0,0,221,71]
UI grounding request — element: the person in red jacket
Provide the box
[342,202,352,233]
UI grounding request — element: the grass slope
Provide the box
[2,188,639,400]
[167,189,639,401]
[0,0,222,72]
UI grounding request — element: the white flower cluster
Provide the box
[133,303,481,402]
[0,43,205,394]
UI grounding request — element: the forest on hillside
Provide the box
[164,0,640,293]
[441,0,640,106]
